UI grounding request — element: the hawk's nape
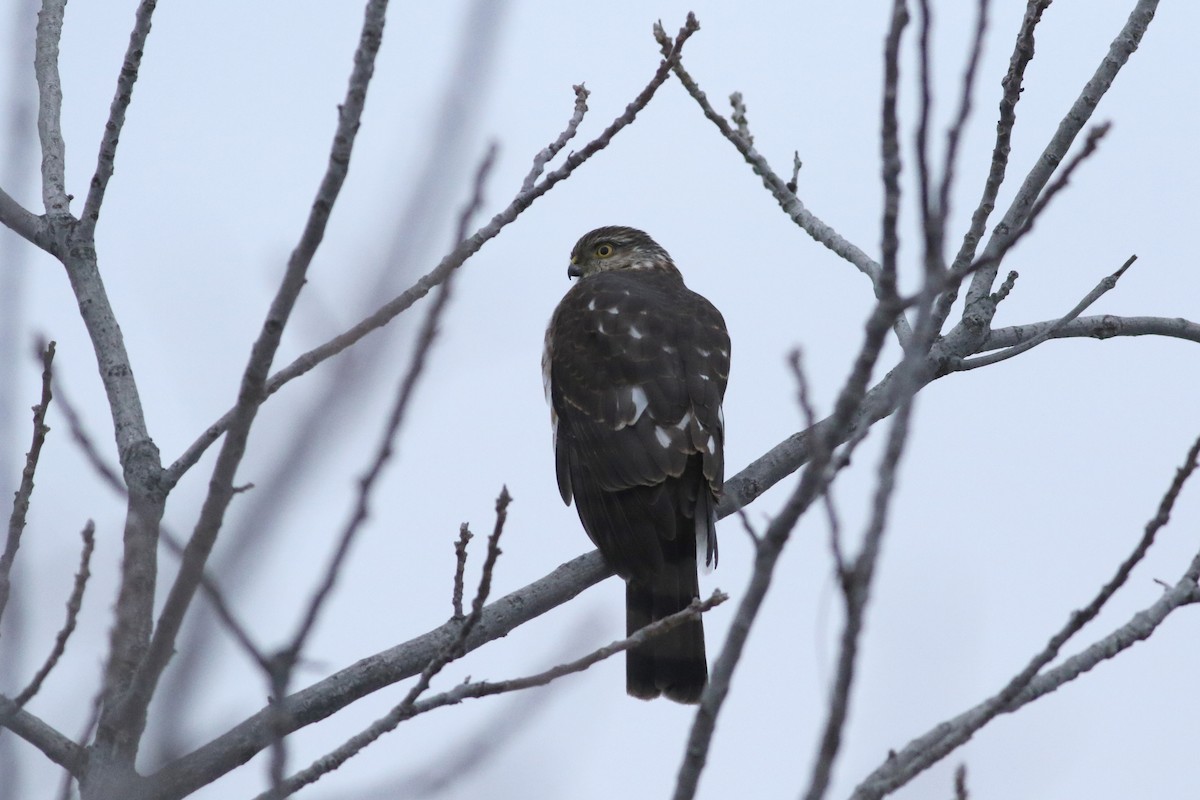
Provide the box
[544,226,729,704]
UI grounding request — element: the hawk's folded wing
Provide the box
[545,269,729,580]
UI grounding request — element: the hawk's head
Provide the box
[567,226,680,279]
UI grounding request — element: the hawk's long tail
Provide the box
[625,528,707,704]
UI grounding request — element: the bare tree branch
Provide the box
[790,351,846,576]
[34,0,68,217]
[0,696,85,777]
[32,0,170,772]
[0,340,54,628]
[937,0,990,248]
[76,0,157,239]
[0,186,44,248]
[12,520,94,707]
[879,0,908,302]
[914,0,940,276]
[155,530,269,673]
[945,0,1048,277]
[52,376,271,676]
[981,313,1200,351]
[801,185,949,800]
[451,524,472,620]
[953,254,1135,371]
[520,83,589,194]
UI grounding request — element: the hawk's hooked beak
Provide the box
[567,262,583,279]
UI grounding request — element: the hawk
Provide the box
[543,226,730,703]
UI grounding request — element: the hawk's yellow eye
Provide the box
[595,243,614,258]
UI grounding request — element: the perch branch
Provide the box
[265,588,727,800]
[0,341,55,627]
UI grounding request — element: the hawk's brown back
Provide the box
[545,267,729,580]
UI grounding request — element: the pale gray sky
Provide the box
[2,2,1198,799]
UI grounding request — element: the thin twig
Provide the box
[800,232,944,799]
[914,0,940,279]
[267,487,514,798]
[953,254,1135,370]
[879,0,908,302]
[788,151,802,193]
[937,0,990,243]
[990,269,1018,305]
[451,524,473,620]
[934,0,1049,329]
[954,764,969,800]
[729,92,751,145]
[13,521,95,706]
[50,377,124,491]
[520,84,589,194]
[77,0,157,238]
[789,350,845,577]
[734,510,760,548]
[163,16,701,489]
[0,340,55,628]
[155,529,269,672]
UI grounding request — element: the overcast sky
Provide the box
[2,1,1199,799]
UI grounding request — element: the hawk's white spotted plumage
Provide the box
[544,225,730,704]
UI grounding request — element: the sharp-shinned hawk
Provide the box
[543,226,730,703]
